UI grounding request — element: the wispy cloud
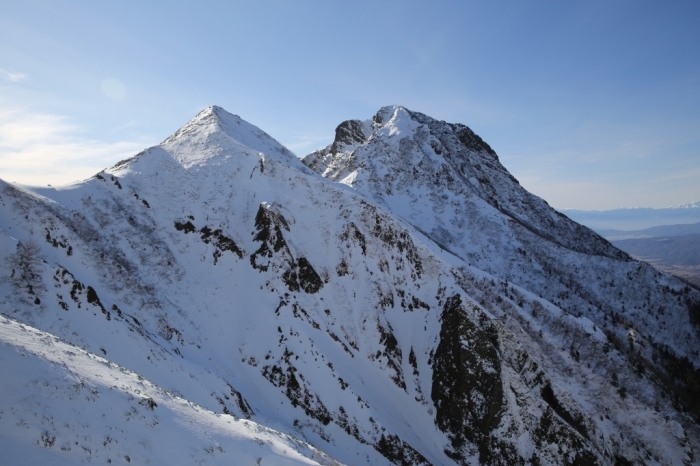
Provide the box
[282,134,332,156]
[0,68,28,82]
[0,107,149,186]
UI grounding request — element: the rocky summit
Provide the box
[1,105,699,465]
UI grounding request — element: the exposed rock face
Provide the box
[1,105,698,465]
[432,294,504,463]
[331,119,369,154]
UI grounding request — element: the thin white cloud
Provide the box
[282,134,332,155]
[0,107,149,186]
[0,68,28,82]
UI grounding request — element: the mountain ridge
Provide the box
[1,105,699,465]
[304,105,625,262]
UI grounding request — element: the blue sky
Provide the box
[1,0,699,210]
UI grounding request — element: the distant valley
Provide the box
[591,222,700,288]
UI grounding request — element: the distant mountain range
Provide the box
[562,202,700,231]
[597,221,700,241]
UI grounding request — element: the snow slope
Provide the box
[1,105,698,465]
[0,315,340,465]
[303,103,700,373]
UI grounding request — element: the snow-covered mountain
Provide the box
[2,105,699,465]
[303,105,700,383]
[0,316,339,466]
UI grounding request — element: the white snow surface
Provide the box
[304,105,700,367]
[0,316,339,465]
[0,105,698,465]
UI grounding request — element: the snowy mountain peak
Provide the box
[370,105,497,158]
[675,200,700,209]
[304,106,624,260]
[162,105,299,165]
[107,105,303,175]
[371,105,409,127]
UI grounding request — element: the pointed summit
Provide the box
[159,105,299,168]
[106,106,307,179]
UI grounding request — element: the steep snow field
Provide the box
[0,316,339,465]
